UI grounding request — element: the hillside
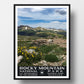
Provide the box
[17,25,66,66]
[18,25,66,39]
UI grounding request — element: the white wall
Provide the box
[0,0,84,84]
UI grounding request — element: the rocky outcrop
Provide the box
[17,55,23,63]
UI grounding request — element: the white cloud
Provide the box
[18,8,66,21]
[18,8,67,30]
[31,8,45,12]
[18,8,32,17]
[27,21,66,30]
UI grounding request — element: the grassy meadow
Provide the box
[18,26,66,66]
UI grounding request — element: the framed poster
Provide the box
[14,4,70,80]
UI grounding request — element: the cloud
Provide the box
[18,8,67,21]
[56,9,66,15]
[18,8,67,30]
[18,8,32,17]
[30,8,45,12]
[40,8,56,15]
[24,21,66,30]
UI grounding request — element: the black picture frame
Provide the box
[14,4,70,80]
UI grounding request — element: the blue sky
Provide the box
[18,7,67,30]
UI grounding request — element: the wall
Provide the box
[0,0,84,84]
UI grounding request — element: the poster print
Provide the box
[14,4,70,80]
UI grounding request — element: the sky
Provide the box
[17,7,67,30]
